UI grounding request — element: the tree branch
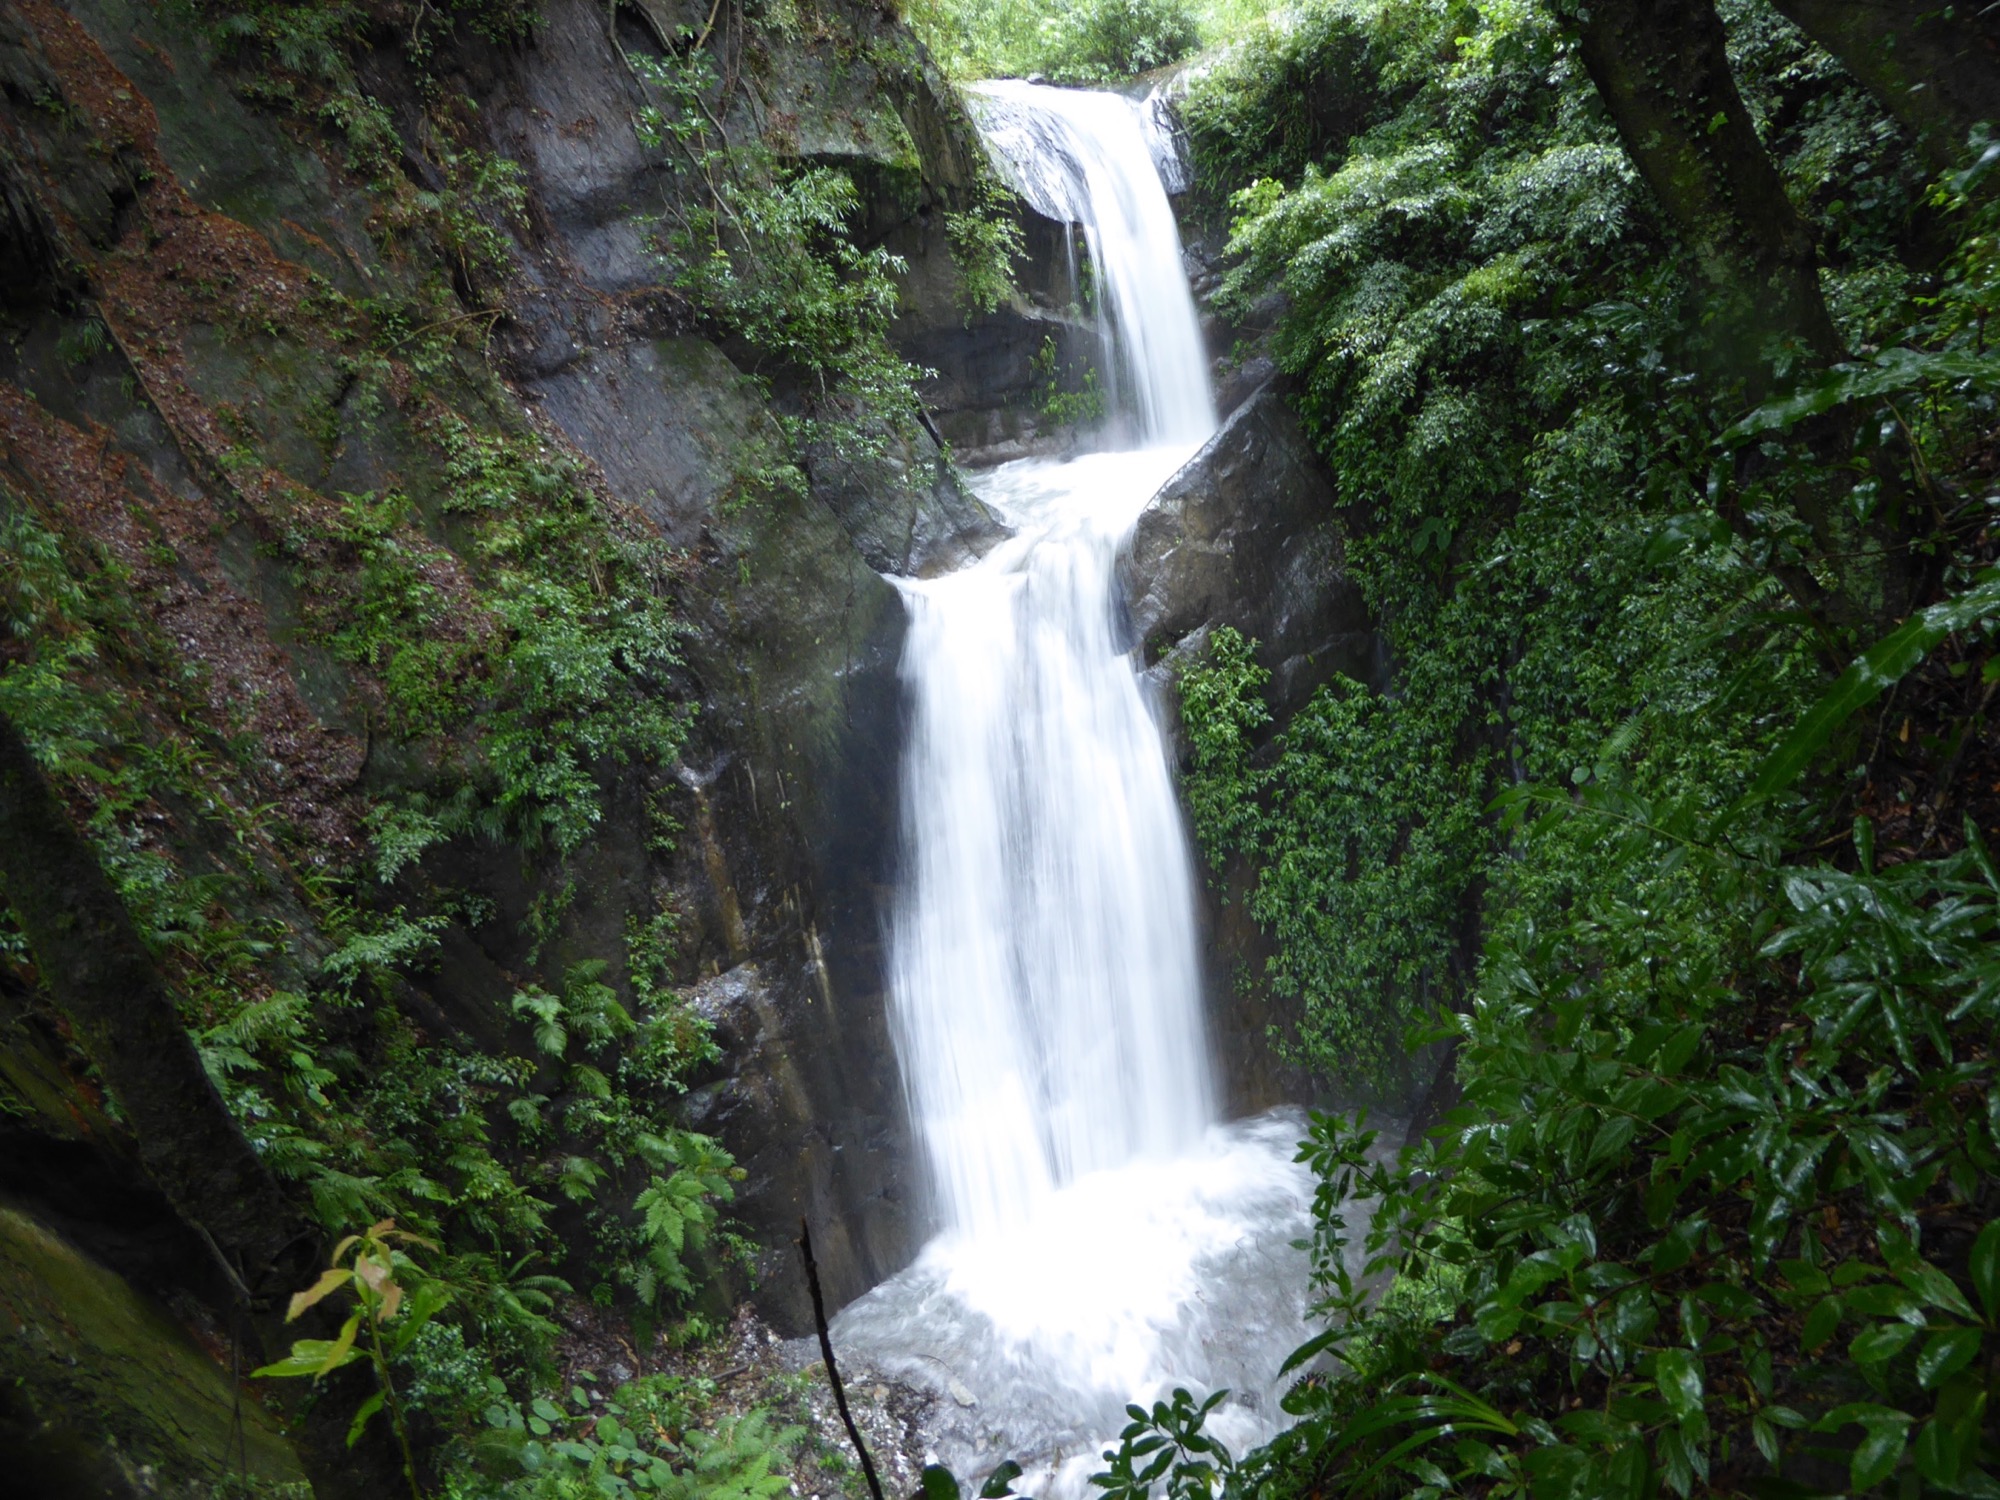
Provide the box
[797,1217,886,1500]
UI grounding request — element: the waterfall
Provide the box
[890,443,1213,1245]
[965,81,1216,446]
[890,81,1219,1246]
[831,83,1331,1489]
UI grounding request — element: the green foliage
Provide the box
[285,420,695,858]
[1095,1389,1236,1500]
[946,181,1029,318]
[920,1459,1027,1500]
[1741,569,2000,805]
[1030,334,1108,427]
[1033,0,1204,82]
[902,0,1256,81]
[256,1219,450,1496]
[5,5,812,1494]
[631,45,932,481]
[0,507,298,1026]
[1159,574,2000,1497]
[1163,4,2000,1495]
[1169,0,2000,1087]
[1,481,731,1456]
[185,1,537,286]
[1176,2,1401,186]
[618,1132,740,1310]
[457,1373,800,1500]
[1180,634,1483,1084]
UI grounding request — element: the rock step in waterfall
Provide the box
[828,83,1351,1489]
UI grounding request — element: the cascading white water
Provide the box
[831,83,1337,1489]
[889,80,1219,1244]
[965,81,1216,445]
[890,443,1211,1246]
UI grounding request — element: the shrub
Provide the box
[1037,0,1202,81]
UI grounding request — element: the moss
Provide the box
[0,1203,308,1495]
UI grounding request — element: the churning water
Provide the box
[830,82,1326,1490]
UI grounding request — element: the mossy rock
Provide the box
[0,1202,308,1499]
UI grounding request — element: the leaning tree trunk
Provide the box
[1565,0,1894,629]
[0,707,312,1291]
[1569,0,1844,389]
[1768,0,2000,177]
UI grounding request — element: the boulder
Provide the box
[1125,383,1381,724]
[0,1202,308,1499]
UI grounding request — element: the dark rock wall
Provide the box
[0,0,997,1392]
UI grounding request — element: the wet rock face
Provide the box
[1121,384,1384,1113]
[386,0,967,1318]
[0,0,986,1354]
[891,204,1105,467]
[683,962,913,1329]
[0,1201,308,1499]
[1126,383,1381,725]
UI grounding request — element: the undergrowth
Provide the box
[1173,0,1982,1090]
[1140,0,2000,1496]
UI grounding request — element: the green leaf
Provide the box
[1657,1426,1695,1497]
[1971,1221,2000,1321]
[1725,347,2000,442]
[1850,1415,1910,1492]
[1916,1327,1982,1389]
[1279,1324,1346,1375]
[1751,1413,1781,1468]
[387,1278,452,1356]
[1848,1288,1927,1327]
[979,1461,1023,1499]
[1913,1417,1967,1487]
[1735,571,2000,807]
[347,1391,386,1448]
[1899,1262,1977,1320]
[1588,1114,1639,1169]
[1654,1218,1707,1274]
[1655,1349,1704,1423]
[1850,1322,1920,1366]
[252,1337,364,1379]
[921,1466,962,1500]
[1778,1259,1830,1299]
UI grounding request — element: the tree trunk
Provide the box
[1566,0,1897,629]
[0,708,312,1292]
[1768,0,2000,177]
[1570,0,1844,391]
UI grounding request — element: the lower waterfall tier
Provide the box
[830,1109,1340,1494]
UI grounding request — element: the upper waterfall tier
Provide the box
[967,81,1217,447]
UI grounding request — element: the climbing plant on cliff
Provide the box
[1172,0,1987,1089]
[628,40,935,497]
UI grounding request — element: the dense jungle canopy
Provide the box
[0,0,1997,1497]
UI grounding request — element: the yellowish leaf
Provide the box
[286,1267,352,1323]
[355,1254,393,1301]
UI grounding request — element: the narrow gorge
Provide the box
[3,3,1998,1499]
